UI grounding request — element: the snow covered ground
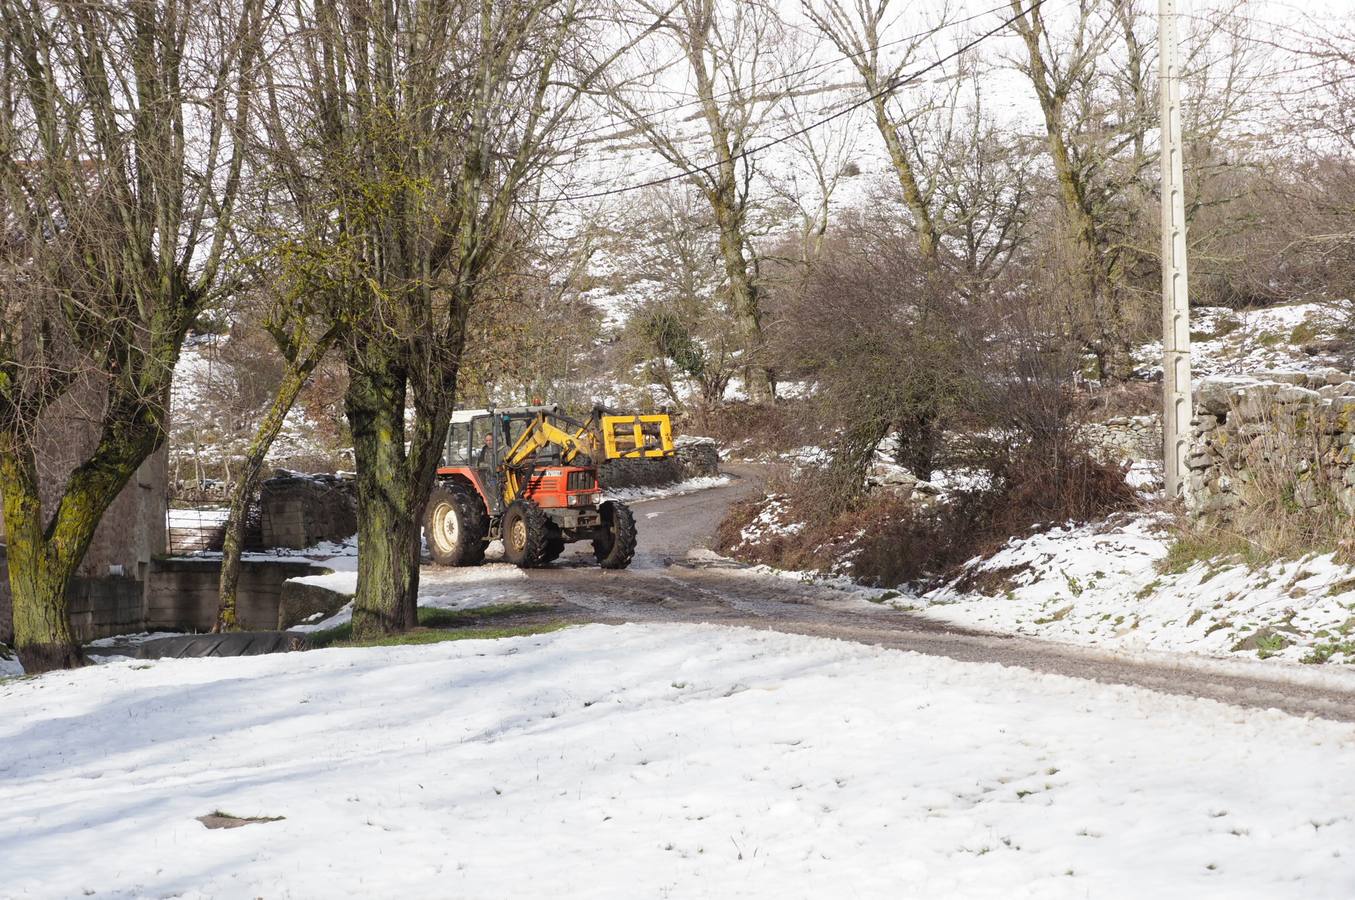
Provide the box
[1135,302,1350,380]
[602,474,734,504]
[291,562,534,633]
[911,515,1355,668]
[1,623,1352,899]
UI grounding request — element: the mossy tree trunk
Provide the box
[0,380,172,673]
[215,327,337,632]
[0,0,260,670]
[344,362,420,638]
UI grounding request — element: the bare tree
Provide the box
[610,0,792,400]
[802,0,956,262]
[620,184,737,412]
[256,0,630,639]
[0,0,264,671]
[1007,0,1266,379]
[767,88,861,265]
[214,285,338,632]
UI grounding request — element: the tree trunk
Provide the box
[345,363,419,640]
[711,197,774,401]
[1,400,160,672]
[872,97,940,262]
[896,407,942,483]
[215,363,316,632]
[0,452,83,672]
[827,417,892,515]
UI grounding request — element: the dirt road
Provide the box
[465,468,1355,723]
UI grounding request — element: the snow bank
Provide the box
[290,561,535,633]
[1134,301,1347,380]
[602,473,733,504]
[917,514,1355,667]
[1,623,1352,898]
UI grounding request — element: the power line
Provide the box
[534,0,1044,204]
[566,0,1023,149]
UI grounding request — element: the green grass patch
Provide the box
[1302,641,1355,664]
[1034,604,1074,625]
[1290,320,1322,345]
[307,602,557,649]
[1159,530,1269,575]
[333,622,570,649]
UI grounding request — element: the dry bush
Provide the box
[688,398,826,456]
[719,439,1135,587]
[720,284,1143,588]
[767,214,976,507]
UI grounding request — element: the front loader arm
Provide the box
[504,416,593,467]
[500,414,596,504]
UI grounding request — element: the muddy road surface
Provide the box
[428,467,1355,723]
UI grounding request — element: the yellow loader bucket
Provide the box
[599,414,674,459]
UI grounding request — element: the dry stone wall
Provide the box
[259,472,357,550]
[597,436,721,490]
[1082,416,1162,463]
[1188,369,1355,521]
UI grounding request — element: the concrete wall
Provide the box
[0,549,323,644]
[1,547,148,643]
[145,558,323,632]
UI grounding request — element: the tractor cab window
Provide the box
[445,422,471,466]
[500,416,529,453]
[471,416,496,467]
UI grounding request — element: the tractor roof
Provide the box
[450,405,559,425]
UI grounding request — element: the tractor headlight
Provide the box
[567,493,594,507]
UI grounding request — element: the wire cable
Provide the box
[531,0,1044,204]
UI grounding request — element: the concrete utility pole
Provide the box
[1160,0,1193,500]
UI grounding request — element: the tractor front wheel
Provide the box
[424,483,488,566]
[502,500,550,568]
[592,501,637,570]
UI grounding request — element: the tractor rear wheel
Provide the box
[592,500,637,569]
[502,499,550,568]
[424,483,488,566]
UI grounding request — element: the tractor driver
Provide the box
[476,431,494,466]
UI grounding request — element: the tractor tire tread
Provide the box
[503,500,551,568]
[425,482,488,566]
[593,501,637,570]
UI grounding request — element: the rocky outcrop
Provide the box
[1187,369,1355,522]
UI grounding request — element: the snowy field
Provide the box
[1,623,1352,899]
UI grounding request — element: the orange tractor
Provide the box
[423,405,673,569]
